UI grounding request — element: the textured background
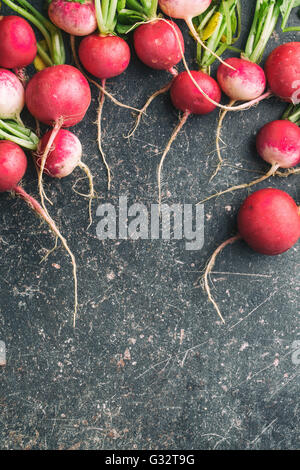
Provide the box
[0,0,299,450]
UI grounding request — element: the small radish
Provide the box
[25,64,91,210]
[265,42,300,104]
[36,129,95,226]
[199,109,300,205]
[0,16,37,70]
[75,0,133,190]
[203,188,300,322]
[0,68,25,122]
[48,0,97,36]
[0,140,78,326]
[158,70,221,206]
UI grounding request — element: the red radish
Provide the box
[36,129,95,226]
[0,16,37,69]
[0,140,78,326]
[199,118,300,205]
[133,19,184,71]
[204,188,300,322]
[157,70,221,206]
[126,18,184,139]
[0,68,25,121]
[25,64,91,127]
[265,42,300,104]
[256,120,300,169]
[25,64,91,209]
[75,0,135,190]
[170,71,221,115]
[48,0,97,36]
[79,34,130,80]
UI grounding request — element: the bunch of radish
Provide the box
[0,0,299,329]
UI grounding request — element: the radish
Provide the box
[203,188,300,323]
[214,1,300,178]
[74,0,134,190]
[0,15,37,70]
[2,0,65,68]
[157,70,221,207]
[265,42,300,105]
[0,68,24,122]
[48,0,97,36]
[0,140,78,326]
[116,0,185,138]
[25,64,91,210]
[36,129,95,226]
[199,109,300,204]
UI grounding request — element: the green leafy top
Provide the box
[194,0,242,72]
[244,0,300,63]
[116,0,158,34]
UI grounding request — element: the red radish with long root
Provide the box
[203,188,300,323]
[36,129,95,227]
[116,1,185,138]
[0,140,78,327]
[25,64,91,210]
[73,0,138,190]
[0,16,37,72]
[198,106,300,205]
[48,0,97,36]
[157,70,221,208]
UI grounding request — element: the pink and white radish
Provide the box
[36,129,95,226]
[0,140,78,326]
[199,117,300,204]
[25,64,91,209]
[158,70,221,206]
[0,68,25,122]
[203,188,300,322]
[0,15,37,70]
[48,0,97,36]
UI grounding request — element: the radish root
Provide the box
[212,99,237,181]
[37,118,64,210]
[198,163,280,205]
[158,110,190,209]
[76,161,95,228]
[203,234,242,323]
[97,79,112,191]
[125,67,179,139]
[14,185,78,328]
[70,35,141,113]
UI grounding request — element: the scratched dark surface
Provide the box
[0,1,299,451]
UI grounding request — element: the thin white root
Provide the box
[14,185,78,328]
[70,35,142,113]
[37,119,63,211]
[77,161,95,229]
[97,81,112,191]
[198,164,280,205]
[157,111,190,210]
[203,234,242,323]
[125,79,174,139]
[211,100,236,181]
[276,167,300,177]
[40,236,59,264]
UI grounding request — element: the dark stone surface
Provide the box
[0,1,299,450]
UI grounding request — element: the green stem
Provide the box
[248,2,280,63]
[283,104,300,124]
